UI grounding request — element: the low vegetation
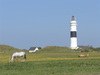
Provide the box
[0,45,100,75]
[0,59,100,75]
[0,45,20,53]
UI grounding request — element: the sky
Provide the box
[0,0,100,49]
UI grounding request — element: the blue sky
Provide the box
[0,0,100,49]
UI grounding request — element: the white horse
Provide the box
[9,52,26,62]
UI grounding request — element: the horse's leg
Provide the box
[22,59,25,62]
[14,57,18,62]
[22,56,25,62]
[16,59,18,61]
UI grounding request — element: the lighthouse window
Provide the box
[71,31,77,37]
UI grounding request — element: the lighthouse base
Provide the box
[70,38,78,49]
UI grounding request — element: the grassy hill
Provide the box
[38,46,72,53]
[0,45,100,75]
[0,45,72,53]
[0,45,21,53]
[0,46,100,75]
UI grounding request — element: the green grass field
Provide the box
[0,45,100,75]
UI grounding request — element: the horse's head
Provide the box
[9,57,13,62]
[9,55,15,62]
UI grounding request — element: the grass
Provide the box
[0,59,100,75]
[0,45,100,75]
[0,45,20,53]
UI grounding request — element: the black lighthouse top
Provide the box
[71,16,75,21]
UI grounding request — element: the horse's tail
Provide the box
[24,54,26,59]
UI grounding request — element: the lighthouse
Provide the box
[70,16,78,49]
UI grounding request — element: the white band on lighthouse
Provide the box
[70,16,78,49]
